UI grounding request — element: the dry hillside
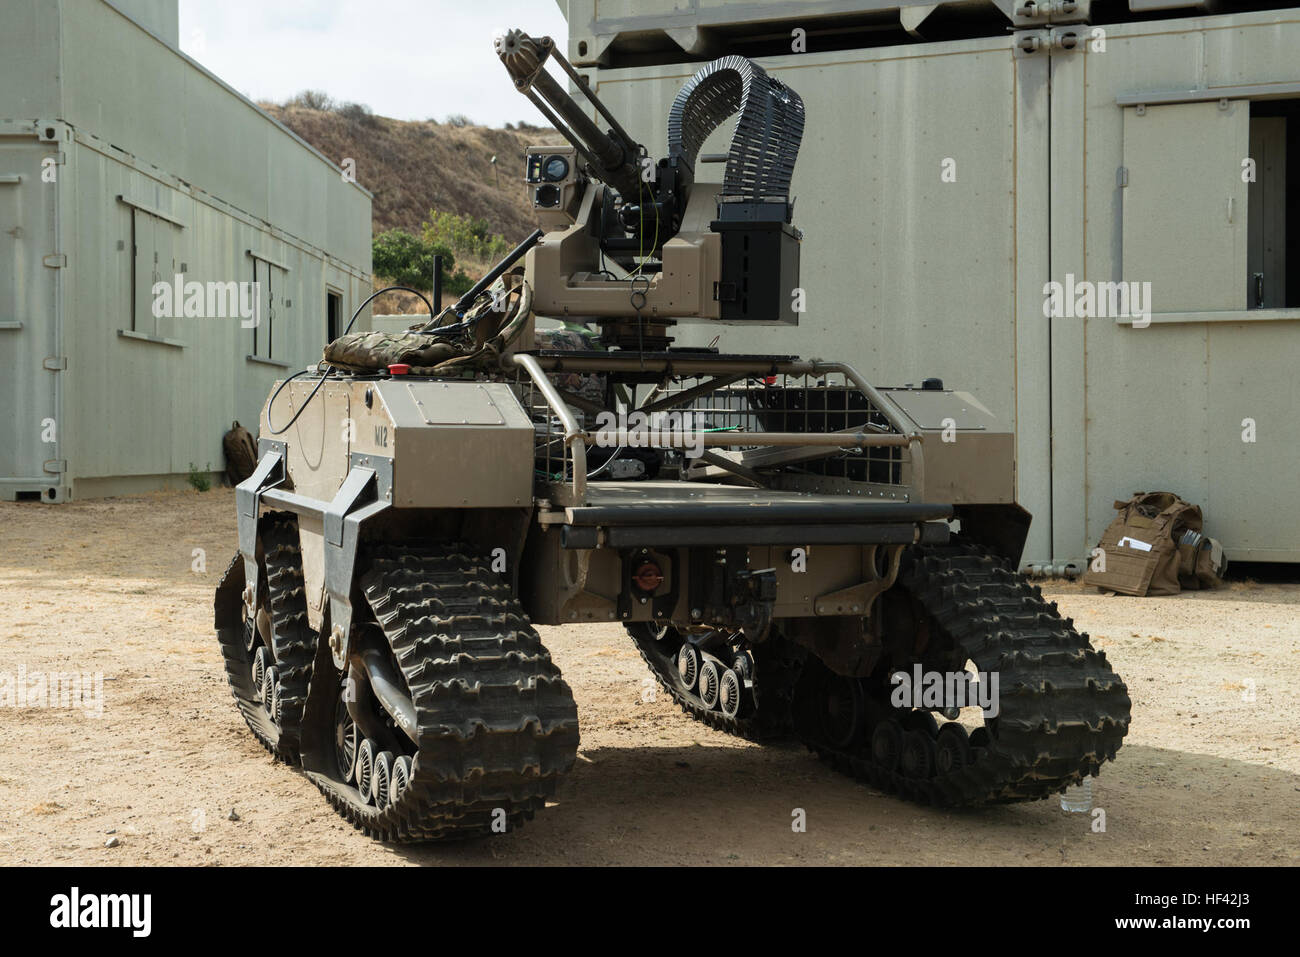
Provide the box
[261,103,562,244]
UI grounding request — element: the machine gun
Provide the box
[495,29,806,347]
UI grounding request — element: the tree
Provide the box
[289,89,334,110]
[371,229,457,293]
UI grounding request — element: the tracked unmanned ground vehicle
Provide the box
[215,29,1131,841]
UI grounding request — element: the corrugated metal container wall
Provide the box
[564,1,1300,565]
[0,0,373,501]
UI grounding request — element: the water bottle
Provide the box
[1060,777,1093,812]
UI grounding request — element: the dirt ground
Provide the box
[1,488,1297,866]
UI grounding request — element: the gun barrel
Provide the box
[496,29,643,201]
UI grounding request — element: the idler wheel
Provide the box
[718,668,743,719]
[356,739,377,804]
[372,751,394,810]
[391,755,413,804]
[901,730,936,780]
[334,689,358,783]
[698,660,720,709]
[871,720,903,771]
[935,722,972,775]
[676,644,699,690]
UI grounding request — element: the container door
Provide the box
[0,134,62,501]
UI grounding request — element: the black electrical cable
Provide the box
[266,285,436,435]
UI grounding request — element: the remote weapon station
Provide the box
[215,30,1131,841]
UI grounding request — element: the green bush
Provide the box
[443,269,475,297]
[187,462,211,493]
[421,211,510,263]
[372,229,458,294]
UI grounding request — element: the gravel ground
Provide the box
[1,489,1297,866]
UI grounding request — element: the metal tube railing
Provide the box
[511,352,589,503]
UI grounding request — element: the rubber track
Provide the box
[214,513,318,763]
[803,545,1132,806]
[307,546,580,842]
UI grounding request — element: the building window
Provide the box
[132,208,179,337]
[1247,100,1298,308]
[249,254,287,359]
[1121,98,1299,314]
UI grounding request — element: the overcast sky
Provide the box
[177,1,570,127]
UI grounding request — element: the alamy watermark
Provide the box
[151,274,261,327]
[0,665,103,718]
[1044,273,1152,328]
[890,664,1000,718]
[593,410,705,458]
[50,887,150,937]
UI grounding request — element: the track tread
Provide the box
[306,544,579,842]
[803,544,1132,806]
[214,513,318,763]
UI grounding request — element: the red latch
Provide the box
[388,363,411,376]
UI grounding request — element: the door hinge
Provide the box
[1117,166,1129,188]
[42,253,66,268]
[43,459,67,474]
[43,356,67,371]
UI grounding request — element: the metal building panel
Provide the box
[1052,10,1300,564]
[58,136,362,493]
[1121,100,1249,312]
[0,1,61,120]
[0,1,373,499]
[1048,41,1089,567]
[1204,322,1300,560]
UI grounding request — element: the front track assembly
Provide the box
[217,537,579,842]
[299,546,579,841]
[629,544,1131,808]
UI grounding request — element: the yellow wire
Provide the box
[626,177,659,280]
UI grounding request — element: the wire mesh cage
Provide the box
[509,365,910,494]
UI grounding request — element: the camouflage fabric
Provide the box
[536,325,606,404]
[323,331,462,372]
[323,273,533,375]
